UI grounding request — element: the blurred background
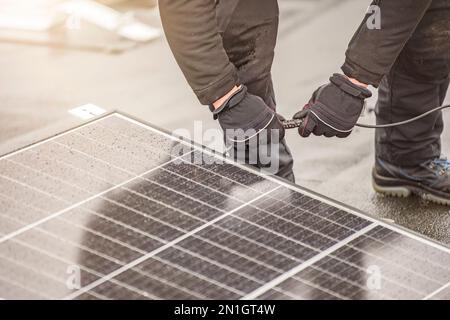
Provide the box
[0,0,449,244]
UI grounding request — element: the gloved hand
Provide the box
[211,85,285,145]
[294,74,372,138]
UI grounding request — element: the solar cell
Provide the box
[0,112,449,300]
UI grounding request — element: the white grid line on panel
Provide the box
[0,154,190,245]
[241,223,379,300]
[1,192,279,289]
[424,281,450,300]
[63,186,281,300]
[2,236,162,300]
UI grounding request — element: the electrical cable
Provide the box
[282,104,450,130]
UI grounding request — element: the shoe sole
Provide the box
[372,168,450,206]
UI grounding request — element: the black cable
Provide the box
[282,104,450,130]
[356,104,450,128]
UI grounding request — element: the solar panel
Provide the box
[0,112,449,300]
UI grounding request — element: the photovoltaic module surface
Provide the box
[0,112,449,300]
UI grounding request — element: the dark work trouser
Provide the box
[375,0,450,166]
[216,0,295,182]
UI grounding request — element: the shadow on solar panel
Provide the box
[0,113,449,300]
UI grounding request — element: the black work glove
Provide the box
[293,74,372,138]
[211,85,285,145]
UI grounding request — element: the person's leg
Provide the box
[217,0,295,182]
[376,0,450,165]
[374,0,450,203]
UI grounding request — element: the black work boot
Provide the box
[372,157,450,206]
